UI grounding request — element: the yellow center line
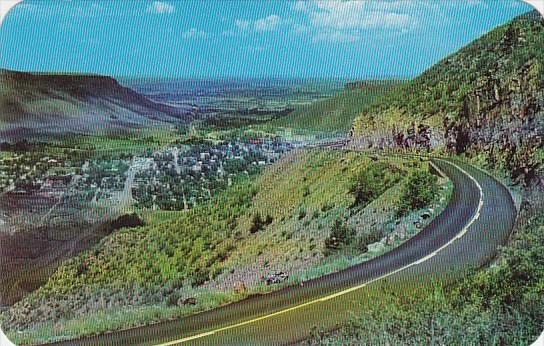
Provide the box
[156,159,484,346]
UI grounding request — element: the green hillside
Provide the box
[307,10,544,346]
[272,81,401,134]
[1,151,452,345]
[350,11,543,185]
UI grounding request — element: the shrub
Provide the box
[249,212,273,234]
[355,229,384,253]
[106,213,144,233]
[190,268,210,287]
[397,169,438,216]
[324,219,356,254]
[249,213,264,234]
[350,163,399,208]
[321,203,333,212]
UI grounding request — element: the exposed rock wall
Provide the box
[350,11,543,186]
[444,58,543,185]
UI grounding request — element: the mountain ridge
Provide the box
[349,10,544,186]
[0,69,192,140]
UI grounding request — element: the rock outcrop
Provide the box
[350,11,543,186]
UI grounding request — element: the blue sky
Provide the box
[0,0,533,78]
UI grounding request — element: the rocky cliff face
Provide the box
[350,11,543,186]
[444,57,543,185]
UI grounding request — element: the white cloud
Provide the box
[254,14,281,32]
[147,1,175,15]
[230,14,282,35]
[292,1,309,13]
[293,0,419,43]
[304,1,417,30]
[182,28,207,39]
[465,0,487,7]
[75,2,105,18]
[291,23,310,35]
[235,19,251,31]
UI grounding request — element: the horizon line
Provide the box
[0,68,414,82]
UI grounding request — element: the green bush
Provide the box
[350,163,399,208]
[324,219,356,254]
[397,169,438,216]
[249,213,264,234]
[249,212,273,234]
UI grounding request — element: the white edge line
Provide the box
[0,0,23,27]
[523,0,544,18]
[156,159,484,346]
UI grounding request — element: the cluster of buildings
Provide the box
[132,139,293,210]
[70,159,130,202]
[0,138,294,213]
[0,150,133,206]
[0,153,79,196]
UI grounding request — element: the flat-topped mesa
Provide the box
[0,69,194,139]
[1,69,135,106]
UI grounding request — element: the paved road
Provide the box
[44,157,516,346]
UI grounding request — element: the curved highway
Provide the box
[44,157,517,346]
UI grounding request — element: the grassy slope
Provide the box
[219,150,399,283]
[1,150,451,345]
[352,11,543,133]
[221,150,452,285]
[271,81,402,134]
